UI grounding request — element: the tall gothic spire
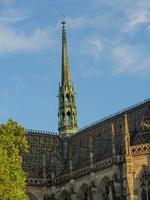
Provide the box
[61,20,71,85]
[58,20,78,136]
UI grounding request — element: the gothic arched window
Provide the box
[66,111,71,125]
[83,192,88,200]
[141,187,147,200]
[60,190,71,200]
[78,184,92,200]
[66,93,70,102]
[27,193,38,200]
[102,182,110,200]
[140,169,150,200]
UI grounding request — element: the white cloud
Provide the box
[94,0,131,9]
[66,15,109,30]
[123,6,150,33]
[94,0,150,33]
[79,64,103,78]
[0,9,28,24]
[0,6,55,54]
[66,16,97,29]
[0,25,54,55]
[78,36,104,59]
[75,36,107,77]
[111,44,150,75]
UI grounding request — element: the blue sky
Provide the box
[0,0,149,132]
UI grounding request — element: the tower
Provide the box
[58,20,78,136]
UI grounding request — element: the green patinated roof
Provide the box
[23,100,150,184]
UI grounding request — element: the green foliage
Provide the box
[0,119,29,200]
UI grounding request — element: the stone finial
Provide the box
[111,123,116,158]
[124,114,131,156]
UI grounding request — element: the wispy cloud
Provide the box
[0,25,54,55]
[89,0,150,76]
[75,35,110,77]
[79,64,103,78]
[78,36,104,60]
[0,6,56,55]
[94,0,131,9]
[123,3,150,33]
[66,16,97,29]
[111,44,150,75]
[0,9,28,24]
[94,0,150,33]
[66,15,109,30]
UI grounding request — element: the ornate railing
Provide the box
[26,155,125,186]
[25,129,58,135]
[79,98,150,132]
[27,178,45,186]
[131,143,150,155]
[26,143,150,186]
[54,156,123,185]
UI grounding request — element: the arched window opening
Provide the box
[99,177,114,200]
[64,197,69,200]
[141,188,147,200]
[66,111,71,125]
[102,183,110,200]
[84,192,88,200]
[61,94,64,104]
[78,184,92,200]
[27,193,38,200]
[64,197,71,200]
[62,112,65,124]
[59,190,71,200]
[66,93,70,102]
[140,169,150,200]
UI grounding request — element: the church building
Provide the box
[23,20,150,200]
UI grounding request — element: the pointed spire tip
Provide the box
[61,13,66,25]
[61,20,66,25]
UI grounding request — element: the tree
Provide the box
[0,119,29,200]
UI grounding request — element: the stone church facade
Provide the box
[22,21,150,200]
